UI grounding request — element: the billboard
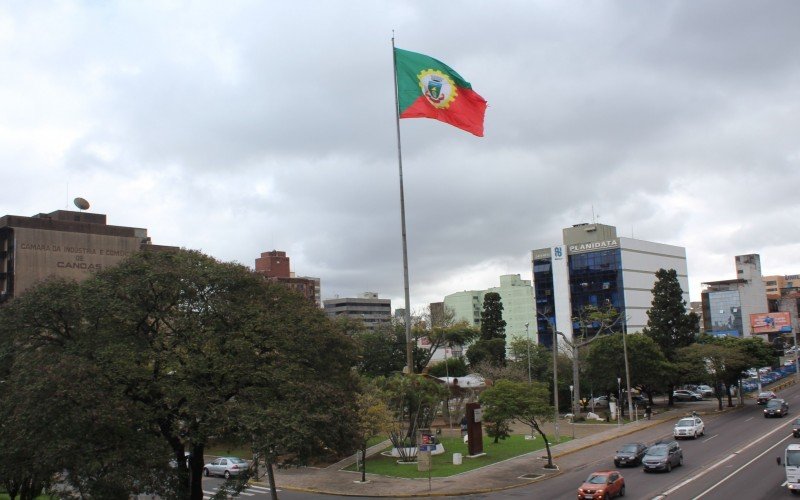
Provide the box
[750,312,793,334]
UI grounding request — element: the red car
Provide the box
[577,470,626,499]
[757,391,777,405]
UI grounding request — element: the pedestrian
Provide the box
[460,415,468,437]
[645,404,652,420]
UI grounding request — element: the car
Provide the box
[673,390,702,402]
[591,395,610,408]
[576,470,625,499]
[642,440,683,472]
[757,391,777,404]
[792,418,800,438]
[614,442,648,467]
[695,385,715,398]
[764,398,789,418]
[202,457,250,479]
[673,417,705,439]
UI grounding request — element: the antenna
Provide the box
[73,197,90,211]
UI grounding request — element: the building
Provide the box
[254,250,321,307]
[700,254,768,338]
[0,209,170,303]
[323,292,391,330]
[443,274,537,348]
[764,274,800,300]
[531,223,689,346]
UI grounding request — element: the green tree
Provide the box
[467,292,507,367]
[354,323,407,377]
[677,341,748,411]
[642,268,699,405]
[427,357,468,377]
[1,249,360,500]
[584,333,668,406]
[353,379,393,482]
[480,380,556,468]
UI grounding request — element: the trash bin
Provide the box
[453,453,462,465]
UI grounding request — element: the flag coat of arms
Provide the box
[394,48,487,137]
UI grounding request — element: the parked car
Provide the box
[642,441,683,472]
[673,416,705,439]
[695,385,715,398]
[613,442,648,467]
[764,398,789,418]
[203,457,250,479]
[792,418,800,438]
[673,390,702,402]
[757,391,777,404]
[577,470,625,499]
[591,396,610,408]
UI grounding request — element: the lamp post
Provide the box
[552,328,560,445]
[569,385,575,438]
[617,377,622,428]
[525,322,532,384]
[621,319,634,421]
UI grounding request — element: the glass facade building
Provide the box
[533,257,556,347]
[703,290,743,336]
[568,249,625,337]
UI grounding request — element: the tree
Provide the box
[354,323,407,377]
[677,341,747,411]
[467,292,507,367]
[696,335,775,407]
[480,380,556,468]
[352,379,393,482]
[583,333,668,406]
[0,249,360,500]
[642,268,699,405]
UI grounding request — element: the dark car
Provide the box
[614,442,648,467]
[577,470,626,500]
[757,391,777,404]
[764,398,789,418]
[673,390,702,402]
[642,441,683,472]
[792,418,800,438]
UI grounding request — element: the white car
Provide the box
[203,457,250,479]
[673,416,705,439]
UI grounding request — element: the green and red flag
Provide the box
[394,47,487,137]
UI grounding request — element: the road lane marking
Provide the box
[654,418,795,498]
[744,417,754,422]
[702,434,718,443]
[694,433,791,499]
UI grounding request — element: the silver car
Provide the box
[203,456,250,479]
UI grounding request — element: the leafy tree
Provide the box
[480,380,556,468]
[467,292,507,367]
[0,249,360,500]
[584,333,668,407]
[416,323,480,372]
[696,335,775,407]
[677,341,747,411]
[507,337,554,382]
[427,357,468,377]
[352,379,393,482]
[642,268,699,405]
[354,323,407,377]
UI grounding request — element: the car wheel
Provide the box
[679,455,684,466]
[614,461,621,467]
[701,429,705,436]
[693,432,697,439]
[224,470,231,479]
[666,462,672,472]
[619,484,626,497]
[203,468,210,477]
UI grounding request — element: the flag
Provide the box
[394,47,487,137]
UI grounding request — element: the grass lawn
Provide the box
[344,433,570,479]
[205,442,252,459]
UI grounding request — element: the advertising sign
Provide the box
[750,312,792,334]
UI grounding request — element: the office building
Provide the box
[323,292,391,330]
[700,254,768,338]
[531,223,689,346]
[0,209,169,303]
[764,274,800,300]
[255,250,321,306]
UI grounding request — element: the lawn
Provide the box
[345,433,570,479]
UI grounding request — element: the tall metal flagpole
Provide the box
[391,35,414,374]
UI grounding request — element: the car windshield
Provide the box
[229,458,248,464]
[647,446,668,457]
[767,400,782,408]
[676,419,694,427]
[619,444,639,453]
[586,474,608,484]
[787,450,800,467]
[759,393,772,397]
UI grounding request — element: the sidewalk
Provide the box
[259,398,736,497]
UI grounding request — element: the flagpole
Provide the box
[391,35,414,375]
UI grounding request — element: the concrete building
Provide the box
[255,250,321,307]
[764,274,800,299]
[700,254,768,338]
[443,274,536,347]
[0,209,169,303]
[531,223,689,346]
[323,292,391,331]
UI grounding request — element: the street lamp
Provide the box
[617,377,622,428]
[525,322,532,384]
[552,327,560,444]
[569,385,575,438]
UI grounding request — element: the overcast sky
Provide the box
[3,1,799,312]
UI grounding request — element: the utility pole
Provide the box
[622,319,634,420]
[551,326,560,444]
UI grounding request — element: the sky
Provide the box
[2,1,800,313]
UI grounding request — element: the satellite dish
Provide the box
[74,197,90,211]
